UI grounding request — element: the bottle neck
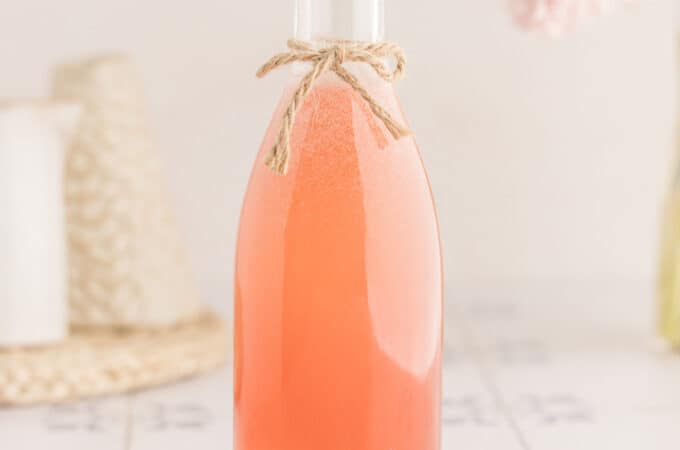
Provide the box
[294,0,385,42]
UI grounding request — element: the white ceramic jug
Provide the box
[0,100,80,346]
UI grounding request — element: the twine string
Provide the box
[256,39,412,175]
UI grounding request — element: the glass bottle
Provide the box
[234,1,443,449]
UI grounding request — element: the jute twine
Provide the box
[0,312,229,407]
[257,39,412,175]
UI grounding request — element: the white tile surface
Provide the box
[2,282,678,449]
[0,398,128,450]
[130,369,232,450]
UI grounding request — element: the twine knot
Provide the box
[256,39,412,175]
[328,45,347,66]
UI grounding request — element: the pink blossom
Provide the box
[508,0,627,35]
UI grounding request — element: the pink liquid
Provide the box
[235,73,442,450]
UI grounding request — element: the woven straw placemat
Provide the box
[0,312,229,407]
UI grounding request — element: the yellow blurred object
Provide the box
[659,186,680,345]
[658,36,680,345]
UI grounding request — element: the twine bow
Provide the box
[256,39,412,175]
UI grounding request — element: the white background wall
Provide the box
[0,1,675,311]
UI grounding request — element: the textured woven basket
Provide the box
[0,312,229,407]
[52,54,203,327]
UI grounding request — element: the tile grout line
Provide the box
[448,303,533,450]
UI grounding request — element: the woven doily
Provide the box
[0,312,229,407]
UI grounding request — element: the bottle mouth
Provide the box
[294,0,385,43]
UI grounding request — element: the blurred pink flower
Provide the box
[509,0,627,35]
